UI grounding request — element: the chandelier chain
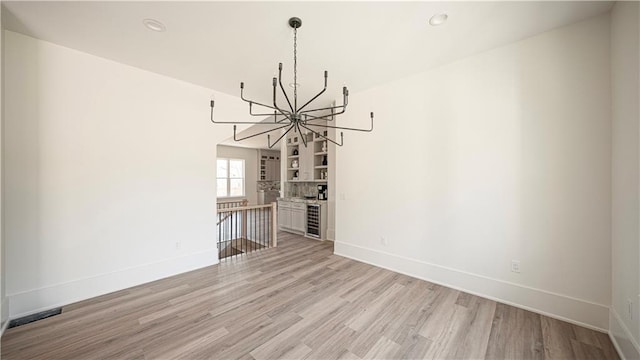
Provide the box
[293,26,298,112]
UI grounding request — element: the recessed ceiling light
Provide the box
[143,19,166,32]
[429,13,448,26]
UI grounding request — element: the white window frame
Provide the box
[217,158,245,198]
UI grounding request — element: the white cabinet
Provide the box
[258,150,280,181]
[278,204,291,229]
[278,200,306,234]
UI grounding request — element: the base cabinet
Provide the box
[278,200,306,233]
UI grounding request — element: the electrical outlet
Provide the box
[175,241,181,250]
[511,260,521,273]
[628,299,633,320]
[381,237,388,246]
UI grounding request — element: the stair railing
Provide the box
[216,202,277,260]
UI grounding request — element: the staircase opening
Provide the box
[217,200,277,260]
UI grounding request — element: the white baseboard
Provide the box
[0,299,9,337]
[334,241,609,331]
[609,308,640,360]
[0,319,8,338]
[8,248,218,319]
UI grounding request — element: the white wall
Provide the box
[3,30,248,318]
[335,14,611,330]
[611,2,640,359]
[217,145,258,205]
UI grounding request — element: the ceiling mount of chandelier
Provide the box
[210,16,374,148]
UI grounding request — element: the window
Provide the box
[217,158,245,198]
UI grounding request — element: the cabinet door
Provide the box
[273,159,281,180]
[268,160,280,181]
[278,206,291,229]
[291,208,306,232]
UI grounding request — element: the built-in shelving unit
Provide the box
[283,129,332,183]
[286,133,313,181]
[312,129,329,182]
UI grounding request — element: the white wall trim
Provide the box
[0,320,8,338]
[0,301,9,338]
[334,241,609,331]
[609,308,640,360]
[7,248,218,319]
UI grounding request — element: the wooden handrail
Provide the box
[216,212,233,226]
[217,204,276,213]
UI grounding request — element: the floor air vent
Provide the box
[8,307,62,329]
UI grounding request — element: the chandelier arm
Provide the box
[304,117,334,125]
[272,78,295,120]
[210,101,279,124]
[270,111,291,123]
[297,71,328,113]
[277,63,295,112]
[267,124,296,149]
[299,86,349,115]
[305,112,374,132]
[233,123,291,142]
[300,105,345,115]
[248,104,289,117]
[240,83,287,113]
[269,114,292,124]
[299,124,344,147]
[295,122,308,147]
[303,110,344,122]
[304,109,344,123]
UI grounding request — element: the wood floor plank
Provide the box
[485,303,544,359]
[594,330,622,360]
[570,338,606,360]
[446,295,496,359]
[362,336,401,360]
[250,295,348,359]
[1,232,620,360]
[345,282,405,332]
[541,315,578,359]
[305,325,359,360]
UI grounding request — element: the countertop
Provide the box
[277,197,327,204]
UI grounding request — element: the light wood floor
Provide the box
[2,232,619,360]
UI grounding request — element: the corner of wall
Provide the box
[0,1,8,336]
[610,309,640,360]
[0,298,8,337]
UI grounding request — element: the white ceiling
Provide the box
[2,1,614,149]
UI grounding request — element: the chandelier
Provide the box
[210,17,373,148]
